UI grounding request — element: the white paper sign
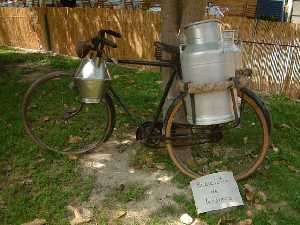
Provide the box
[190,171,244,214]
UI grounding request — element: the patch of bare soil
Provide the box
[79,136,189,223]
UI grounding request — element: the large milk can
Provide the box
[180,19,242,125]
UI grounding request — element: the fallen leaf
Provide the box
[209,161,223,167]
[0,197,5,209]
[127,79,135,84]
[271,144,279,153]
[237,219,253,225]
[288,165,298,172]
[192,218,209,225]
[69,135,82,144]
[279,123,290,129]
[246,210,254,218]
[42,116,50,122]
[216,218,236,225]
[257,191,267,202]
[21,219,46,225]
[243,136,248,145]
[117,184,125,192]
[272,160,286,166]
[155,80,163,85]
[195,157,208,165]
[267,201,288,213]
[267,219,278,225]
[254,203,265,211]
[244,184,255,201]
[68,154,79,160]
[36,158,46,164]
[67,205,91,225]
[20,178,33,185]
[114,210,127,219]
[155,163,166,170]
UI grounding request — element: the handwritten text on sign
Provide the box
[190,172,244,214]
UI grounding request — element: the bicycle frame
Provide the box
[107,58,179,139]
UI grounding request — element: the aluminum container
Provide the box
[74,58,111,103]
[180,20,241,125]
[183,19,223,46]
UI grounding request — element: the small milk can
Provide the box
[74,58,111,104]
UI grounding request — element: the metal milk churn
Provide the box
[74,58,111,103]
[180,19,242,125]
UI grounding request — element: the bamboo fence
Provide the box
[1,7,300,97]
[211,0,257,18]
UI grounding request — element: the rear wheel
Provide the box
[22,73,115,155]
[164,88,270,181]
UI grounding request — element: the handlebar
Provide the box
[99,29,122,38]
[75,29,121,58]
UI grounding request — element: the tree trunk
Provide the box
[161,0,207,162]
[161,0,207,111]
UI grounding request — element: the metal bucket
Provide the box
[74,58,111,103]
[75,78,110,103]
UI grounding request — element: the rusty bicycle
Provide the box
[22,23,272,180]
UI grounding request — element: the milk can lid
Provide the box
[184,19,223,30]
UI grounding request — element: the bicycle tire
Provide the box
[22,73,116,155]
[164,88,270,181]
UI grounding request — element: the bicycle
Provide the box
[22,29,272,181]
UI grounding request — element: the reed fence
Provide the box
[0,7,300,97]
[222,16,300,98]
[211,0,257,18]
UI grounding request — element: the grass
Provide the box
[0,48,92,225]
[104,183,148,206]
[0,47,299,225]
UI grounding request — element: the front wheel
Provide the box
[22,73,116,155]
[164,88,271,181]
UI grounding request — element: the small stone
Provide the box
[180,213,194,225]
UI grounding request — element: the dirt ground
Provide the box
[79,134,190,224]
